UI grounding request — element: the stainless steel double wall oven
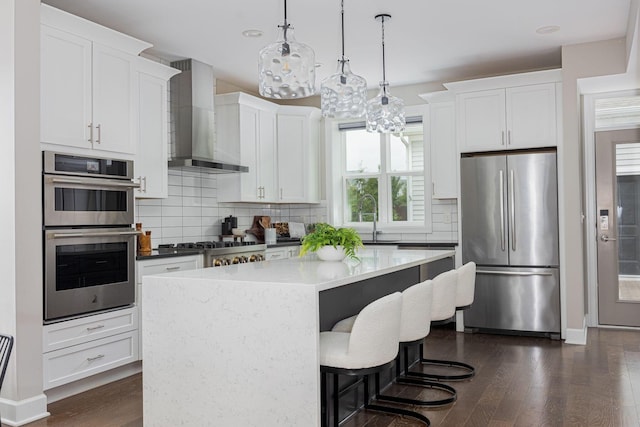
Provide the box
[43,151,138,322]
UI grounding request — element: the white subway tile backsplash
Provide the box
[168,185,183,196]
[182,216,202,227]
[162,216,182,227]
[161,206,183,217]
[138,205,162,217]
[182,206,202,217]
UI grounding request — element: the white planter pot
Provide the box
[315,245,346,262]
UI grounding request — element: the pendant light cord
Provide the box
[281,0,289,42]
[381,15,387,96]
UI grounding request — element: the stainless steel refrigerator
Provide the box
[461,149,560,335]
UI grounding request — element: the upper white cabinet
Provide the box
[40,4,152,155]
[427,100,457,199]
[451,70,561,153]
[216,93,278,202]
[216,93,321,203]
[135,60,180,198]
[277,106,321,203]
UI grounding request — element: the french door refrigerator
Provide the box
[461,149,560,336]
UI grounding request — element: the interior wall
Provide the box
[561,37,627,334]
[0,0,48,424]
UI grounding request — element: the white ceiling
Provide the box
[42,0,632,94]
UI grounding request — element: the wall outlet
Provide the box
[442,213,452,224]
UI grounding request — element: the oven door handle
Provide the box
[48,176,141,189]
[50,230,141,239]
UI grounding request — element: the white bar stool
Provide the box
[320,292,430,427]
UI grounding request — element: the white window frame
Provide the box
[325,105,433,235]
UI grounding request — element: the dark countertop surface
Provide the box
[136,248,204,261]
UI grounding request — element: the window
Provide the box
[340,119,427,229]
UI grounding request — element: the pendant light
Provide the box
[320,0,367,118]
[258,0,316,99]
[366,14,405,133]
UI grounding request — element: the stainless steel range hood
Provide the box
[168,59,248,173]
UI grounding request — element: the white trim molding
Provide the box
[564,317,588,345]
[0,394,49,427]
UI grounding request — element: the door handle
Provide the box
[499,170,505,251]
[600,234,617,242]
[510,169,516,251]
[476,270,554,277]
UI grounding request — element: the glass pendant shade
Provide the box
[366,82,405,133]
[258,25,316,99]
[321,59,367,118]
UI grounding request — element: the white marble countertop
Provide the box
[146,248,455,292]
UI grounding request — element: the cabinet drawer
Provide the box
[136,255,201,284]
[43,331,139,390]
[43,307,137,353]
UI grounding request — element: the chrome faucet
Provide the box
[358,194,378,243]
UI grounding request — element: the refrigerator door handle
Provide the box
[499,170,505,251]
[510,169,516,251]
[476,270,554,277]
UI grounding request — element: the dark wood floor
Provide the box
[16,327,640,427]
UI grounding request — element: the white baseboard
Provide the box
[565,318,588,345]
[0,393,49,427]
[45,361,142,404]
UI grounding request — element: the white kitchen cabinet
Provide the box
[40,4,151,155]
[277,106,321,203]
[135,60,180,198]
[136,254,202,359]
[428,101,458,199]
[457,82,558,153]
[42,306,138,390]
[216,92,279,202]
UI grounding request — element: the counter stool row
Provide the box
[319,262,476,426]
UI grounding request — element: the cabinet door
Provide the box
[277,114,308,202]
[429,102,457,199]
[92,43,136,154]
[457,89,506,153]
[506,83,557,149]
[41,26,92,149]
[258,110,278,202]
[238,105,261,201]
[136,73,168,198]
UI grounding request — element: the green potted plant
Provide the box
[299,223,364,261]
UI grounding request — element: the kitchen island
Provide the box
[141,248,454,426]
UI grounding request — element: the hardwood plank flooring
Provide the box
[12,327,640,427]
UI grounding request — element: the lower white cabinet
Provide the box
[42,307,138,390]
[136,254,203,358]
[265,246,300,260]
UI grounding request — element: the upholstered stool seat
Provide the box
[320,292,430,426]
[412,263,476,381]
[332,279,457,408]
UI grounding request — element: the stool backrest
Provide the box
[456,261,476,308]
[0,334,14,393]
[348,292,402,368]
[400,280,433,342]
[431,269,458,322]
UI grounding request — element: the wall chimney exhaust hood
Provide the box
[168,59,248,173]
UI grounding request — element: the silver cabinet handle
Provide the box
[501,131,505,145]
[508,130,512,145]
[600,234,617,242]
[510,169,516,251]
[499,170,505,251]
[86,324,105,331]
[477,270,554,277]
[88,123,93,143]
[142,176,147,193]
[87,354,105,362]
[280,188,283,199]
[165,266,181,271]
[96,124,101,144]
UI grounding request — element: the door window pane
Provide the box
[345,130,380,173]
[345,178,378,222]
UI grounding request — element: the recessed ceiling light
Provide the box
[242,29,263,38]
[536,25,560,35]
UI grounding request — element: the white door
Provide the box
[506,83,557,149]
[41,26,92,149]
[92,43,136,154]
[596,128,640,327]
